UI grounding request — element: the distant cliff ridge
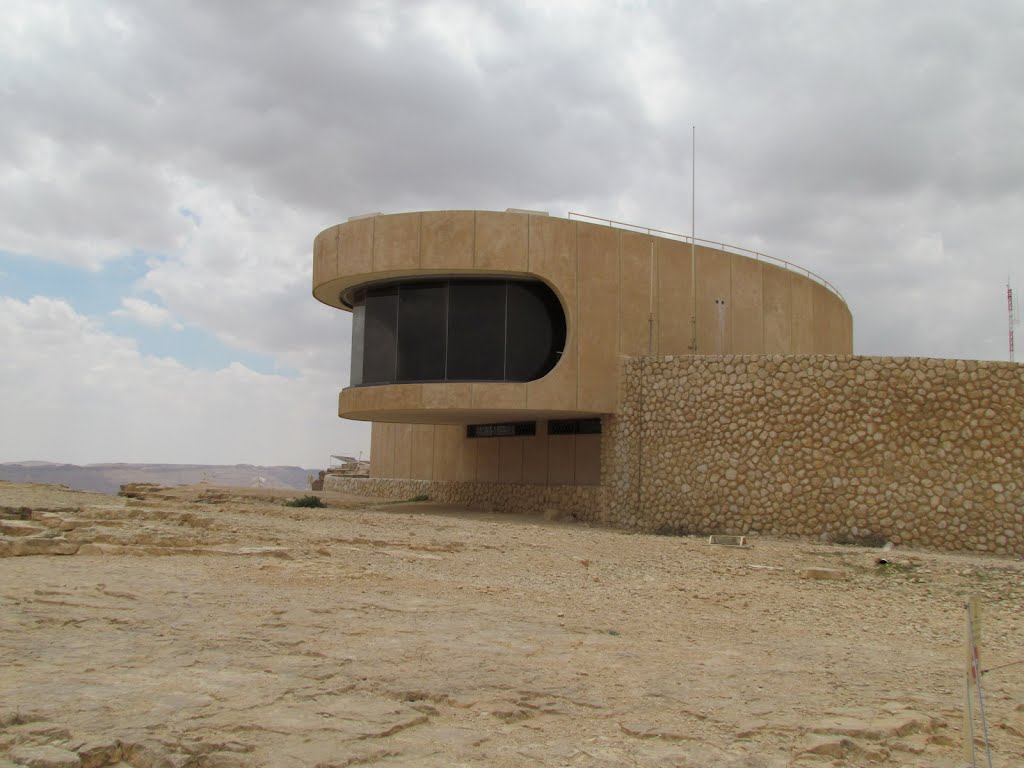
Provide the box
[0,462,319,495]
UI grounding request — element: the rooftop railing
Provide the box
[566,211,847,307]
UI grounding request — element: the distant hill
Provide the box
[0,462,319,494]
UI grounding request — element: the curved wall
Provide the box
[313,210,854,426]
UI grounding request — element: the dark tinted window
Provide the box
[447,281,506,380]
[362,286,398,384]
[507,281,564,380]
[397,282,447,381]
[346,278,565,386]
[350,300,365,386]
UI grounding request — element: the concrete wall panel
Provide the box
[811,282,832,354]
[455,432,477,482]
[475,211,528,271]
[475,438,500,482]
[528,216,576,297]
[370,422,391,477]
[410,424,435,480]
[574,434,601,486]
[432,425,462,482]
[472,382,527,410]
[762,262,793,353]
[821,290,853,355]
[548,436,576,485]
[421,210,474,270]
[337,217,374,277]
[619,231,654,357]
[696,245,732,354]
[577,223,620,412]
[392,423,413,479]
[522,428,550,485]
[313,225,340,287]
[421,383,474,411]
[498,438,524,484]
[790,274,814,354]
[730,255,763,354]
[369,422,387,478]
[656,239,694,355]
[840,305,854,353]
[372,212,420,273]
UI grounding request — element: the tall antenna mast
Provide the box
[1009,278,1018,362]
[688,125,697,354]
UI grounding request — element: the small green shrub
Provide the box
[285,495,325,508]
[407,494,430,502]
[876,560,920,575]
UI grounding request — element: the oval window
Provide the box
[346,278,566,386]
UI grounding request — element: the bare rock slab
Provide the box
[0,520,47,537]
[6,538,80,557]
[7,744,81,768]
[76,739,122,768]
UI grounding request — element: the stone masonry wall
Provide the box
[323,476,602,520]
[608,355,1023,555]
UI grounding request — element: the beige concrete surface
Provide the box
[313,211,852,428]
[373,212,420,273]
[731,254,764,354]
[656,238,694,356]
[475,438,499,483]
[317,211,852,487]
[762,262,793,353]
[3,481,1022,767]
[421,210,474,270]
[370,421,602,487]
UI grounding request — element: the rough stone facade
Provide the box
[323,476,601,520]
[609,355,1023,555]
[332,355,1023,556]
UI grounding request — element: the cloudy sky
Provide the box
[1,1,1021,468]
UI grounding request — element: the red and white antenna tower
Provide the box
[1009,278,1019,362]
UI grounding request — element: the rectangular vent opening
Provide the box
[467,422,537,439]
[548,418,602,436]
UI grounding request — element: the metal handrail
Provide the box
[566,211,847,306]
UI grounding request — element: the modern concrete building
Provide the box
[312,209,852,488]
[314,209,1023,556]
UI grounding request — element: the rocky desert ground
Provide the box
[1,480,1022,768]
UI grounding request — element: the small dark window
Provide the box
[548,418,602,436]
[467,422,537,438]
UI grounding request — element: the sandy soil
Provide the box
[1,481,1022,767]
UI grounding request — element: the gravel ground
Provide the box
[1,481,1022,767]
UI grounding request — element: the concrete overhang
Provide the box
[339,383,604,425]
[314,268,544,311]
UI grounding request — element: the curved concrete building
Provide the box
[313,210,852,487]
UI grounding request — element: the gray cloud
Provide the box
[1,0,1021,463]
